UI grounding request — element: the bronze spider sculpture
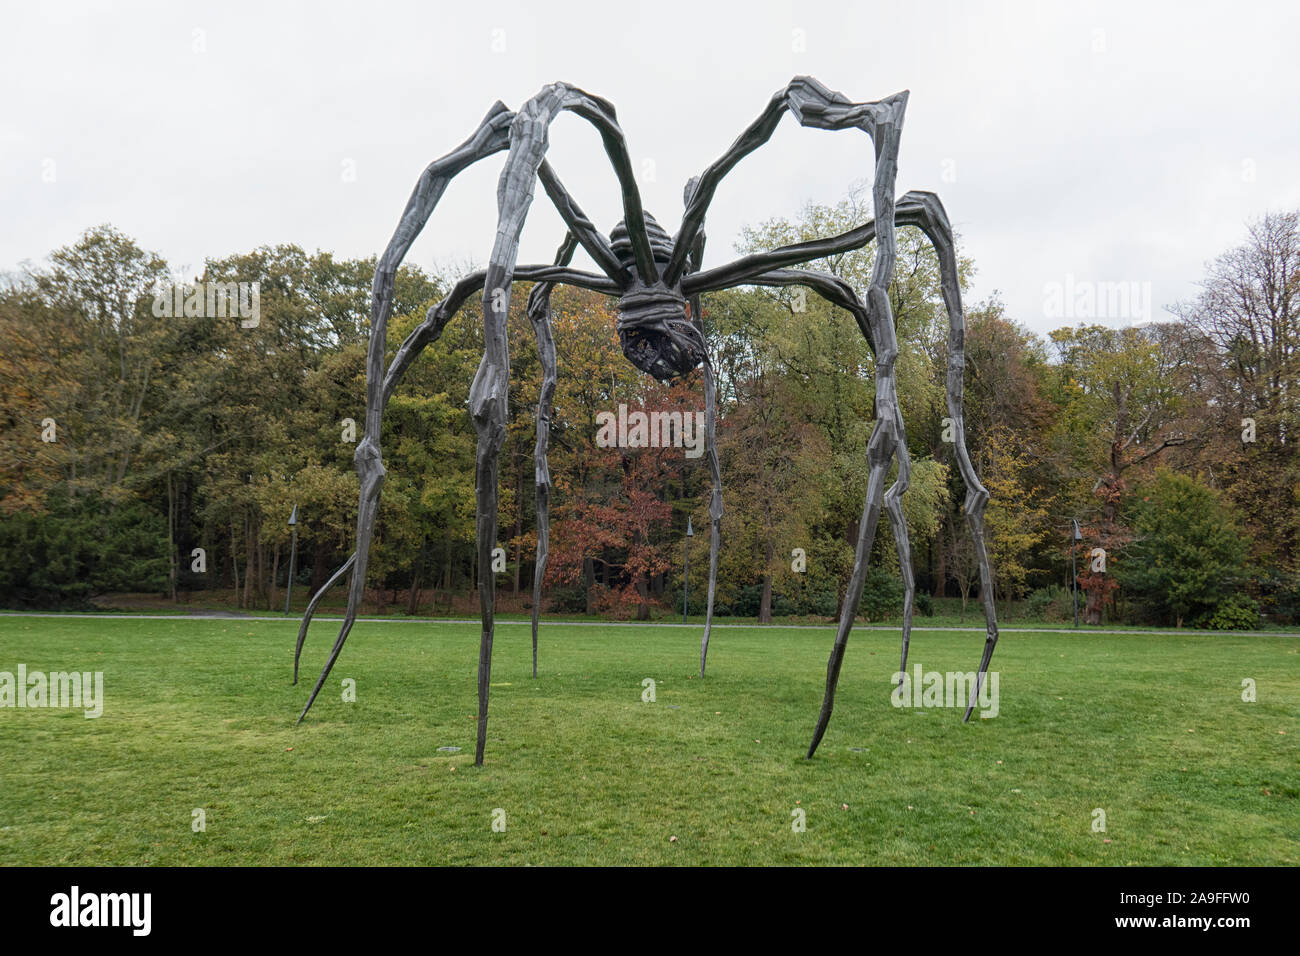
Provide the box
[293,77,1000,765]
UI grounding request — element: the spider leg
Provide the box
[680,176,726,677]
[296,81,622,724]
[666,77,908,287]
[293,262,614,688]
[292,552,352,685]
[296,439,384,725]
[698,356,723,676]
[750,191,998,728]
[427,81,662,762]
[385,265,615,401]
[807,399,897,757]
[537,162,629,286]
[738,267,914,687]
[884,420,916,688]
[526,233,578,677]
[901,193,1000,720]
[715,268,874,351]
[669,84,916,714]
[469,83,608,765]
[294,272,499,684]
[807,114,908,756]
[545,88,660,284]
[297,102,514,722]
[686,190,933,296]
[690,186,999,706]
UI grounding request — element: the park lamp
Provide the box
[285,504,299,616]
[1070,518,1082,628]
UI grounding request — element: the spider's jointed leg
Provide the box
[296,440,385,723]
[883,418,916,687]
[680,79,917,694]
[466,88,572,765]
[296,102,514,722]
[694,186,1001,702]
[295,75,642,733]
[698,356,723,676]
[807,382,899,757]
[465,82,646,763]
[901,192,1000,719]
[291,261,613,688]
[713,267,917,690]
[807,109,908,756]
[292,551,353,685]
[295,86,624,733]
[755,270,914,751]
[676,176,725,678]
[526,233,577,678]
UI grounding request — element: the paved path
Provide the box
[0,611,1291,638]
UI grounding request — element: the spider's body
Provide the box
[293,77,1001,766]
[608,213,705,380]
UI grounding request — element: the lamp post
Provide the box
[684,516,694,624]
[284,504,299,616]
[1071,518,1082,629]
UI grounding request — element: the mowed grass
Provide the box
[0,616,1296,866]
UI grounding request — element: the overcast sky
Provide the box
[3,0,1298,336]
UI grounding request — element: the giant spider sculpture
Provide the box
[293,77,1000,765]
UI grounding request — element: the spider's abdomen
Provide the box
[610,212,675,270]
[610,211,704,382]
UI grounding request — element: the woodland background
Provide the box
[2,192,1297,628]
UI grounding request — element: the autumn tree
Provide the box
[1049,324,1191,623]
[1172,210,1300,585]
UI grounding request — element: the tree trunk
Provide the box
[933,536,947,598]
[260,534,271,609]
[230,519,241,607]
[443,536,454,614]
[583,556,596,614]
[635,575,650,620]
[759,538,774,624]
[269,542,280,612]
[242,516,252,610]
[167,472,177,602]
[407,545,424,616]
[310,536,329,594]
[1084,586,1103,626]
[513,470,523,594]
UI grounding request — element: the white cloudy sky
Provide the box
[3,0,1298,335]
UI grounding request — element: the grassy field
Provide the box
[85,588,1300,632]
[1,615,1296,865]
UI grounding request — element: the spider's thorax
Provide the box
[610,213,705,382]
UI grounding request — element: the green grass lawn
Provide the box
[1,615,1296,865]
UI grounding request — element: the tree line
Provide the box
[1,197,1296,628]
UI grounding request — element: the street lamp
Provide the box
[284,504,299,615]
[684,516,694,624]
[1071,518,1082,628]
